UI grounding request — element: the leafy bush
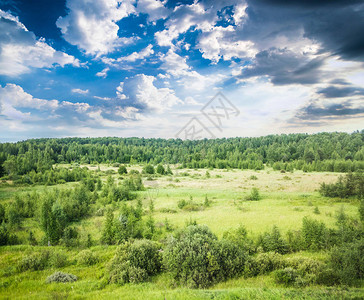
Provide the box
[46,271,77,283]
[108,239,161,285]
[320,172,364,199]
[18,250,50,272]
[258,225,288,254]
[77,250,98,266]
[246,188,261,201]
[244,252,285,276]
[329,238,364,285]
[143,165,155,175]
[49,251,68,268]
[301,217,328,250]
[163,225,247,288]
[163,225,219,288]
[274,267,298,285]
[118,165,127,175]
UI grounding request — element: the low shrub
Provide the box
[18,250,50,272]
[77,250,98,266]
[108,239,162,285]
[244,252,285,276]
[49,250,68,268]
[245,188,261,201]
[46,271,77,283]
[274,267,298,285]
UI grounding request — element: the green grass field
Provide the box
[0,166,362,299]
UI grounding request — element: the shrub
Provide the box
[46,271,77,283]
[301,217,328,250]
[163,225,219,288]
[77,250,98,266]
[118,165,127,175]
[49,251,68,268]
[249,175,258,180]
[216,239,247,280]
[244,252,285,276]
[108,239,161,285]
[143,165,155,175]
[246,188,261,201]
[163,225,247,288]
[274,268,298,285]
[329,238,364,285]
[18,250,50,272]
[177,199,187,209]
[259,225,288,254]
[156,164,165,175]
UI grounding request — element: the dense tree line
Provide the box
[0,131,363,177]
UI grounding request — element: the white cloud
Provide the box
[155,2,217,47]
[116,74,182,112]
[95,67,110,78]
[72,88,89,95]
[56,0,136,55]
[0,84,59,111]
[197,26,257,63]
[102,45,154,67]
[159,49,225,91]
[136,0,169,22]
[0,10,79,77]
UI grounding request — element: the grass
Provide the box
[0,166,362,299]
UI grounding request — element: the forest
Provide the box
[0,131,363,299]
[1,131,364,180]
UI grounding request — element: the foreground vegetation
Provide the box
[0,132,363,299]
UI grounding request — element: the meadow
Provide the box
[0,164,363,299]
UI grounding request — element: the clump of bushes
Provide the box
[258,225,288,254]
[18,250,51,272]
[108,239,162,284]
[329,238,364,285]
[18,250,69,272]
[46,271,77,283]
[77,250,98,266]
[320,172,364,199]
[177,198,203,211]
[244,252,285,277]
[163,225,247,288]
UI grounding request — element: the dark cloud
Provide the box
[294,101,364,121]
[253,0,362,8]
[317,86,364,98]
[239,48,324,85]
[242,0,364,62]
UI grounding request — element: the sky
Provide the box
[0,0,363,141]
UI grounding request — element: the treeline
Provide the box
[0,131,364,176]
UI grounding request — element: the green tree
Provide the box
[118,165,128,175]
[101,209,115,245]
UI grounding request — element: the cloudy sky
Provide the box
[0,0,363,141]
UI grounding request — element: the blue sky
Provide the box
[0,0,363,141]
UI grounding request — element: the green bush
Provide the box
[18,250,50,272]
[163,225,247,288]
[77,250,98,266]
[259,225,288,254]
[329,238,364,285]
[46,271,77,283]
[246,188,261,201]
[274,267,298,285]
[49,250,68,268]
[143,165,155,175]
[118,165,127,175]
[244,252,285,276]
[301,217,328,250]
[108,239,161,285]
